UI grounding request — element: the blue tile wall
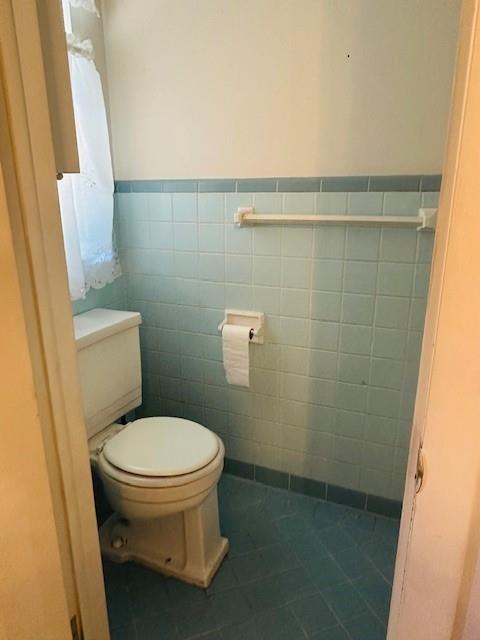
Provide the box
[72,277,126,315]
[110,183,439,501]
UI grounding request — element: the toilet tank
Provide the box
[74,308,142,438]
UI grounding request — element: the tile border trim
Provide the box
[115,174,441,194]
[223,458,402,519]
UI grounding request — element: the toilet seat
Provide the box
[103,416,219,477]
[98,433,224,489]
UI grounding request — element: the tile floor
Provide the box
[105,474,399,640]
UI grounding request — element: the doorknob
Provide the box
[415,447,425,494]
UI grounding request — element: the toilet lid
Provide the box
[103,417,219,477]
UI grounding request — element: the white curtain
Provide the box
[58,37,119,300]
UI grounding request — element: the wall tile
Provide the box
[338,354,370,385]
[174,251,198,278]
[309,350,338,380]
[226,284,253,308]
[314,227,346,259]
[312,260,343,292]
[372,328,407,359]
[147,193,173,220]
[311,292,342,321]
[199,224,225,253]
[334,410,364,438]
[277,317,310,347]
[383,192,421,216]
[377,262,414,297]
[413,263,431,298]
[283,193,315,214]
[172,193,197,221]
[342,294,375,325]
[339,325,372,356]
[174,222,198,251]
[150,221,173,250]
[370,358,403,390]
[347,192,384,216]
[315,192,348,215]
[375,296,410,329]
[310,320,340,351]
[198,193,225,222]
[225,193,253,222]
[226,226,252,254]
[281,258,311,289]
[199,254,225,281]
[344,261,377,294]
[114,186,433,502]
[254,256,281,286]
[253,286,280,315]
[281,346,309,375]
[336,383,367,412]
[226,255,252,284]
[253,227,282,256]
[254,192,283,212]
[280,289,310,318]
[380,228,417,262]
[345,228,380,261]
[282,227,314,258]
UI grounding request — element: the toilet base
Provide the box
[99,487,229,587]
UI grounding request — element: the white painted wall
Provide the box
[101,0,460,179]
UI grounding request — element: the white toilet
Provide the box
[74,308,229,587]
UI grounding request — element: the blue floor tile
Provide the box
[275,566,317,603]
[229,550,266,584]
[126,563,170,618]
[321,582,369,622]
[227,529,257,557]
[242,574,287,613]
[309,625,351,640]
[343,609,387,640]
[255,605,306,639]
[305,555,348,590]
[220,619,262,640]
[106,584,134,630]
[134,612,178,640]
[318,524,357,554]
[210,586,253,628]
[353,570,392,623]
[173,599,217,639]
[165,578,208,610]
[103,474,398,640]
[110,623,137,640]
[333,546,376,580]
[260,542,300,576]
[289,593,338,635]
[206,558,238,595]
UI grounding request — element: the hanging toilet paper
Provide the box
[222,324,251,387]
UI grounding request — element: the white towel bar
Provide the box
[234,207,437,231]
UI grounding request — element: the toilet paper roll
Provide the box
[222,324,251,387]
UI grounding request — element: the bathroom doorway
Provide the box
[2,1,480,640]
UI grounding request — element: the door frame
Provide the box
[388,0,479,637]
[0,1,109,638]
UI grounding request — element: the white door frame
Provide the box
[0,1,109,638]
[388,0,480,637]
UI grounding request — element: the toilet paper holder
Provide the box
[218,309,265,344]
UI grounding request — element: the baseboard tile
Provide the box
[224,457,402,519]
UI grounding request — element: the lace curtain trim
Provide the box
[67,34,95,60]
[69,0,99,17]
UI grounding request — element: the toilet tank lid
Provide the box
[74,308,142,350]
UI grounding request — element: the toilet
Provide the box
[74,308,229,587]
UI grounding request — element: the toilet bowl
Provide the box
[74,308,229,587]
[91,417,229,587]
